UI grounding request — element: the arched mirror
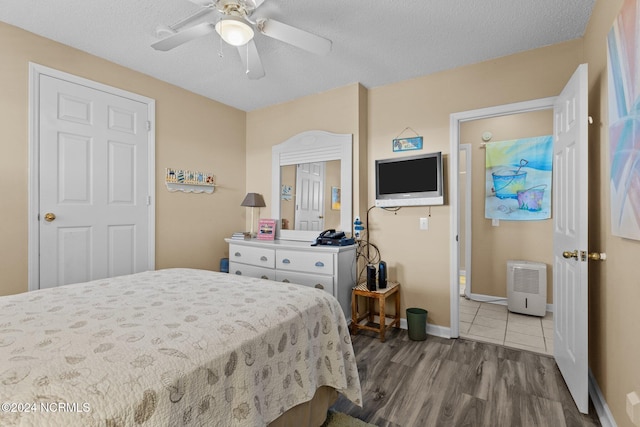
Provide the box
[271,131,352,242]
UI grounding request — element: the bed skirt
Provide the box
[268,386,338,427]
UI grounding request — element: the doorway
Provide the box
[28,63,156,291]
[456,110,555,355]
[449,96,556,339]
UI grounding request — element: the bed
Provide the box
[0,268,361,426]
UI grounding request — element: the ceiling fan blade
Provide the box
[151,22,216,51]
[251,0,266,8]
[258,19,332,55]
[237,39,265,79]
[188,0,215,6]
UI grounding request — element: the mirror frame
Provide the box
[272,130,353,242]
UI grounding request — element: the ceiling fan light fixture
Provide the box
[215,16,254,46]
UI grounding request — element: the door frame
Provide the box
[459,143,472,299]
[27,63,156,291]
[448,96,556,338]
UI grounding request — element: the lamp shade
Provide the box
[241,192,266,208]
[215,16,254,46]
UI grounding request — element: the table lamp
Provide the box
[241,192,266,237]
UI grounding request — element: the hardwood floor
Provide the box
[332,327,601,427]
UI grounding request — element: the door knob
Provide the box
[44,213,56,222]
[562,250,578,259]
[588,252,607,261]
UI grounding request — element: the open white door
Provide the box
[552,63,589,414]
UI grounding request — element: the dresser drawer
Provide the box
[275,270,334,295]
[229,244,275,268]
[229,261,275,280]
[276,250,334,274]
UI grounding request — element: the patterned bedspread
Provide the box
[0,268,361,426]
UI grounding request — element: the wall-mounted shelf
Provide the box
[165,182,215,194]
[165,168,215,194]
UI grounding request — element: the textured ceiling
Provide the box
[0,0,595,111]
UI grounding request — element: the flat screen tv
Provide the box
[375,151,444,207]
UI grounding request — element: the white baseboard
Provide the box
[368,315,452,339]
[589,367,617,427]
[465,292,554,313]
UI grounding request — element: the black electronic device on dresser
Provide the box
[311,229,355,246]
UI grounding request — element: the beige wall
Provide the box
[0,22,246,295]
[461,111,554,302]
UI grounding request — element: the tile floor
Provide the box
[459,296,554,355]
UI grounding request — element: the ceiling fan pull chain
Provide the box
[218,24,224,58]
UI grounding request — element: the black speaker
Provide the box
[378,261,387,289]
[366,264,376,291]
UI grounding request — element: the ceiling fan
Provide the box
[151,0,332,79]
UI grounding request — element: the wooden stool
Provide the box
[351,281,400,342]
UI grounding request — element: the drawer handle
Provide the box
[315,261,325,267]
[234,271,242,275]
[261,275,269,280]
[314,284,324,290]
[234,252,241,257]
[282,279,290,283]
[260,256,268,262]
[282,259,291,264]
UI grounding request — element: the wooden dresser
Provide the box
[225,238,356,320]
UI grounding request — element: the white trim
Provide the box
[460,143,472,299]
[449,97,556,338]
[371,315,452,339]
[589,368,617,427]
[28,63,156,291]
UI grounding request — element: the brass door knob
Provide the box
[562,250,578,259]
[588,252,607,261]
[44,213,56,222]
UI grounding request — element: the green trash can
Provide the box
[406,308,428,341]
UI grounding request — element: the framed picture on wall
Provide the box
[392,136,423,152]
[257,219,276,240]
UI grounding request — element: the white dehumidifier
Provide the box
[506,260,547,317]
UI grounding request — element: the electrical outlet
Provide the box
[492,218,500,226]
[420,217,428,230]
